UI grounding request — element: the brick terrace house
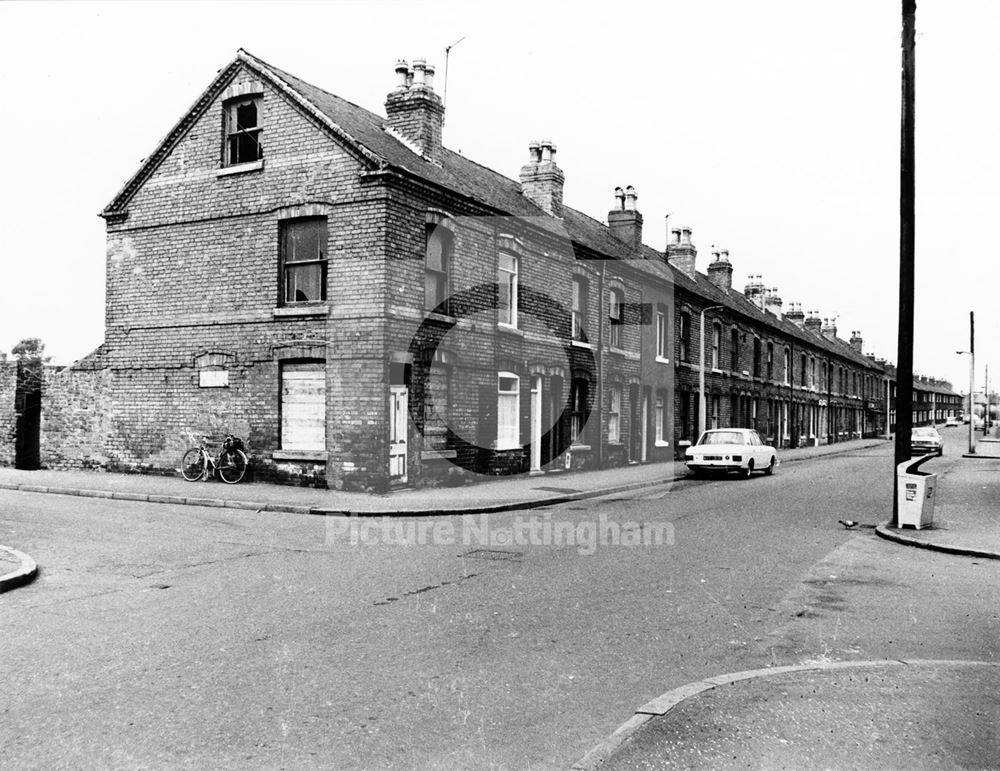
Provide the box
[3,50,957,490]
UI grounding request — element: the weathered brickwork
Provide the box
[0,363,16,467]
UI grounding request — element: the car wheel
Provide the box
[764,456,776,475]
[741,460,754,479]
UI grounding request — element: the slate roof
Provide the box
[104,49,887,373]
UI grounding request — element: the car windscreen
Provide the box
[912,428,938,437]
[699,432,745,445]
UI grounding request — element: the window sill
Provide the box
[655,356,670,364]
[497,324,524,337]
[654,440,670,447]
[274,304,329,319]
[217,159,264,177]
[423,311,457,325]
[571,340,595,350]
[421,449,457,460]
[273,449,328,462]
[569,444,592,452]
[609,346,626,356]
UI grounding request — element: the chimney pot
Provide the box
[394,60,410,90]
[411,58,427,87]
[681,227,692,245]
[624,185,638,211]
[424,63,436,90]
[540,140,553,163]
[672,228,682,245]
[614,186,625,209]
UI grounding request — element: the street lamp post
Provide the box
[698,305,725,438]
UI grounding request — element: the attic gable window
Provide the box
[225,96,263,166]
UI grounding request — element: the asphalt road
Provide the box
[2,429,996,769]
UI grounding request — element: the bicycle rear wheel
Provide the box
[181,448,206,482]
[217,449,248,484]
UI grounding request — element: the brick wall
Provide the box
[0,362,16,466]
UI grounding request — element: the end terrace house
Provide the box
[81,49,678,490]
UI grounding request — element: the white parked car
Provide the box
[686,428,778,478]
[944,416,960,428]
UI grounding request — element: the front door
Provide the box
[389,385,408,483]
[640,389,649,462]
[530,375,542,472]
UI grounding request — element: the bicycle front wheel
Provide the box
[217,449,248,484]
[181,448,206,482]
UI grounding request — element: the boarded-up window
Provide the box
[195,352,231,388]
[281,362,326,451]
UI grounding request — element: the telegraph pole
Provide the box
[892,0,916,526]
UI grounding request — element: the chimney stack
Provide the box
[764,286,783,317]
[519,139,565,217]
[804,310,823,334]
[665,226,697,280]
[785,302,805,328]
[850,330,864,353]
[608,185,643,252]
[744,274,767,308]
[385,58,445,161]
[821,317,838,339]
[707,248,733,291]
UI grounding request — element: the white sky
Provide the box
[1,0,997,393]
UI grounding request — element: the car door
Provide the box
[750,431,766,465]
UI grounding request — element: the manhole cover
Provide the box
[461,549,524,561]
[533,486,582,494]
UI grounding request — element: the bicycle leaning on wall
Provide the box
[181,434,249,484]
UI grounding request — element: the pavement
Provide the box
[5,432,1000,766]
[0,436,890,518]
[576,429,1000,769]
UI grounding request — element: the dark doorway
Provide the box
[14,362,42,470]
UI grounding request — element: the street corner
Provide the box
[876,521,1000,561]
[577,660,1000,770]
[0,545,38,593]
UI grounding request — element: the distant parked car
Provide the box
[910,426,943,456]
[944,416,961,428]
[686,428,778,478]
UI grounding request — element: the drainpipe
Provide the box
[597,260,606,468]
[789,339,795,449]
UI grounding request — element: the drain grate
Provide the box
[461,548,524,561]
